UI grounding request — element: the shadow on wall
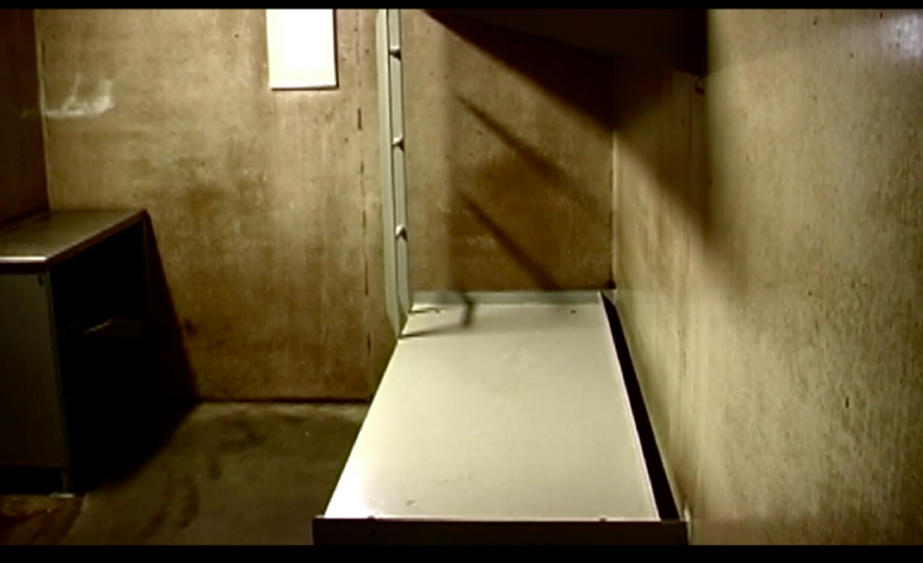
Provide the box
[607,17,725,539]
[77,215,199,492]
[443,9,708,77]
[451,96,568,293]
[0,9,48,229]
[455,95,604,217]
[428,9,722,284]
[611,10,923,544]
[426,9,612,134]
[609,14,742,292]
[144,213,200,406]
[612,58,719,249]
[419,10,613,293]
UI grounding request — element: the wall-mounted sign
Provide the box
[266,9,338,90]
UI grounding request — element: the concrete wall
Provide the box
[34,10,613,399]
[404,11,613,292]
[35,10,386,400]
[613,9,923,544]
[0,10,48,227]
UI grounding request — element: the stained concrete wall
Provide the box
[35,10,387,400]
[0,10,48,227]
[613,9,923,544]
[33,10,613,400]
[404,11,613,292]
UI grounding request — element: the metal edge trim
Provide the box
[411,290,604,308]
[312,515,688,545]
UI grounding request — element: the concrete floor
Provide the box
[0,403,367,545]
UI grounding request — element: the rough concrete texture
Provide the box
[0,10,48,227]
[32,10,612,399]
[404,11,613,292]
[0,403,367,545]
[35,10,385,400]
[613,9,923,544]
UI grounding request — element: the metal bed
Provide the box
[313,10,687,545]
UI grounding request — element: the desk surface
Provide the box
[323,292,658,522]
[0,210,145,271]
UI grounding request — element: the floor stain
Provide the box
[277,413,310,426]
[206,454,223,482]
[175,476,199,532]
[0,403,367,545]
[0,512,40,534]
[136,470,175,545]
[0,497,83,546]
[218,418,268,455]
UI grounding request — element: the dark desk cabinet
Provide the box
[0,210,153,492]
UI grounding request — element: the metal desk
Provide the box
[0,210,145,271]
[0,210,150,492]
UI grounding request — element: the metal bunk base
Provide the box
[314,291,687,545]
[313,11,687,544]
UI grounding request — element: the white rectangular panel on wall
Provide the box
[266,9,337,90]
